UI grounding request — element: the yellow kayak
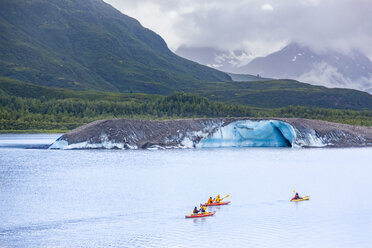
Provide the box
[290,196,310,202]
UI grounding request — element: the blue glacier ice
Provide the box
[198,120,296,148]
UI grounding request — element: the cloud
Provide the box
[296,62,372,91]
[104,0,372,59]
[261,4,274,11]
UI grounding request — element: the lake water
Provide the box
[0,134,371,247]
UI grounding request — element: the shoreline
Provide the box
[0,130,68,134]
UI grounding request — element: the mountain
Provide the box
[243,43,372,92]
[0,0,230,94]
[175,46,272,82]
[1,0,372,113]
[176,44,372,93]
[176,45,246,73]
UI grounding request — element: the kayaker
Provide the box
[293,192,302,200]
[193,207,199,215]
[200,204,207,213]
[207,197,213,204]
[215,195,222,203]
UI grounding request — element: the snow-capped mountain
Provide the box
[176,43,372,93]
[243,43,372,91]
[175,46,250,74]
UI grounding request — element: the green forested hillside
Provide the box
[195,79,372,109]
[2,76,372,111]
[0,0,230,94]
[1,78,371,132]
[1,0,372,111]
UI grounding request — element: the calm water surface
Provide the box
[0,134,371,247]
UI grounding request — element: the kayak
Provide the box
[290,196,310,202]
[185,211,216,218]
[202,201,231,206]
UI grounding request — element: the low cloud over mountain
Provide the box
[176,44,372,93]
[106,0,372,59]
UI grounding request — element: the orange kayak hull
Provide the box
[202,201,231,206]
[185,211,216,218]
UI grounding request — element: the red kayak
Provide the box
[202,201,231,206]
[185,211,216,218]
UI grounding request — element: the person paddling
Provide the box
[215,195,222,203]
[207,197,214,204]
[200,204,207,213]
[193,207,199,215]
[293,192,302,200]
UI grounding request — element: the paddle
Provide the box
[220,195,230,202]
[215,194,229,203]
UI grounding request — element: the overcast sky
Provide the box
[104,0,372,58]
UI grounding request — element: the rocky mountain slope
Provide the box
[0,0,230,94]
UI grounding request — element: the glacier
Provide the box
[198,120,296,148]
[49,118,372,150]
